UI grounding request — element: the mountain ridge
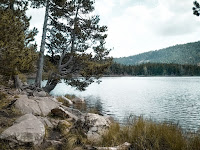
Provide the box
[114,41,200,65]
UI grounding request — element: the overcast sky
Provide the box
[27,0,200,58]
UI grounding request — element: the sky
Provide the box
[27,0,200,58]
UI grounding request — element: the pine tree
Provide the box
[29,0,66,88]
[43,0,112,92]
[0,1,38,89]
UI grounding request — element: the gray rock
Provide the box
[15,95,59,116]
[35,97,60,116]
[96,142,131,150]
[15,95,41,115]
[61,96,73,105]
[37,117,53,128]
[83,113,111,143]
[33,91,47,97]
[0,114,45,146]
[51,107,79,121]
[72,97,85,104]
[61,105,84,118]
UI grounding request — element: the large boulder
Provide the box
[15,95,59,116]
[0,114,45,146]
[83,113,111,143]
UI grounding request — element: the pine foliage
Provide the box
[44,0,112,91]
[0,1,38,81]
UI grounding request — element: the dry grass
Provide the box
[56,97,70,107]
[98,116,200,150]
[65,94,76,100]
[0,92,21,133]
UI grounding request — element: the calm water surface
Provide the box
[50,77,200,131]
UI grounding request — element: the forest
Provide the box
[106,62,200,76]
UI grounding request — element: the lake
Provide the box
[49,77,200,131]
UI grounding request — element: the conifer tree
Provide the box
[43,0,112,92]
[0,1,38,89]
[30,0,66,88]
[193,1,200,16]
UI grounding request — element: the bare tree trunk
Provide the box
[35,0,50,88]
[43,80,59,93]
[43,73,59,93]
[13,75,23,91]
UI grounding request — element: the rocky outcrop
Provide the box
[82,113,111,143]
[15,95,59,116]
[0,114,45,146]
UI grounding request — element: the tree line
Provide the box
[106,63,200,76]
[0,0,112,92]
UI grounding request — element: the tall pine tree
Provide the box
[0,0,38,89]
[29,0,66,88]
[43,0,112,92]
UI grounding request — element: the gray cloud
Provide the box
[28,0,200,57]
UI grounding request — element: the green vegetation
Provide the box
[107,62,200,76]
[0,1,38,88]
[114,41,200,66]
[98,117,200,150]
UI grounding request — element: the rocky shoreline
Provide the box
[0,85,131,150]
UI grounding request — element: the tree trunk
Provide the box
[13,75,23,91]
[43,80,59,93]
[35,0,50,88]
[43,72,60,93]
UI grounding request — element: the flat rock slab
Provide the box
[15,95,59,116]
[0,114,45,146]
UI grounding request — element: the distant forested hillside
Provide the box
[106,63,200,76]
[114,41,200,65]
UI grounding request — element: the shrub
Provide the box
[98,117,200,150]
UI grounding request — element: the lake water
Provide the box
[49,77,200,131]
